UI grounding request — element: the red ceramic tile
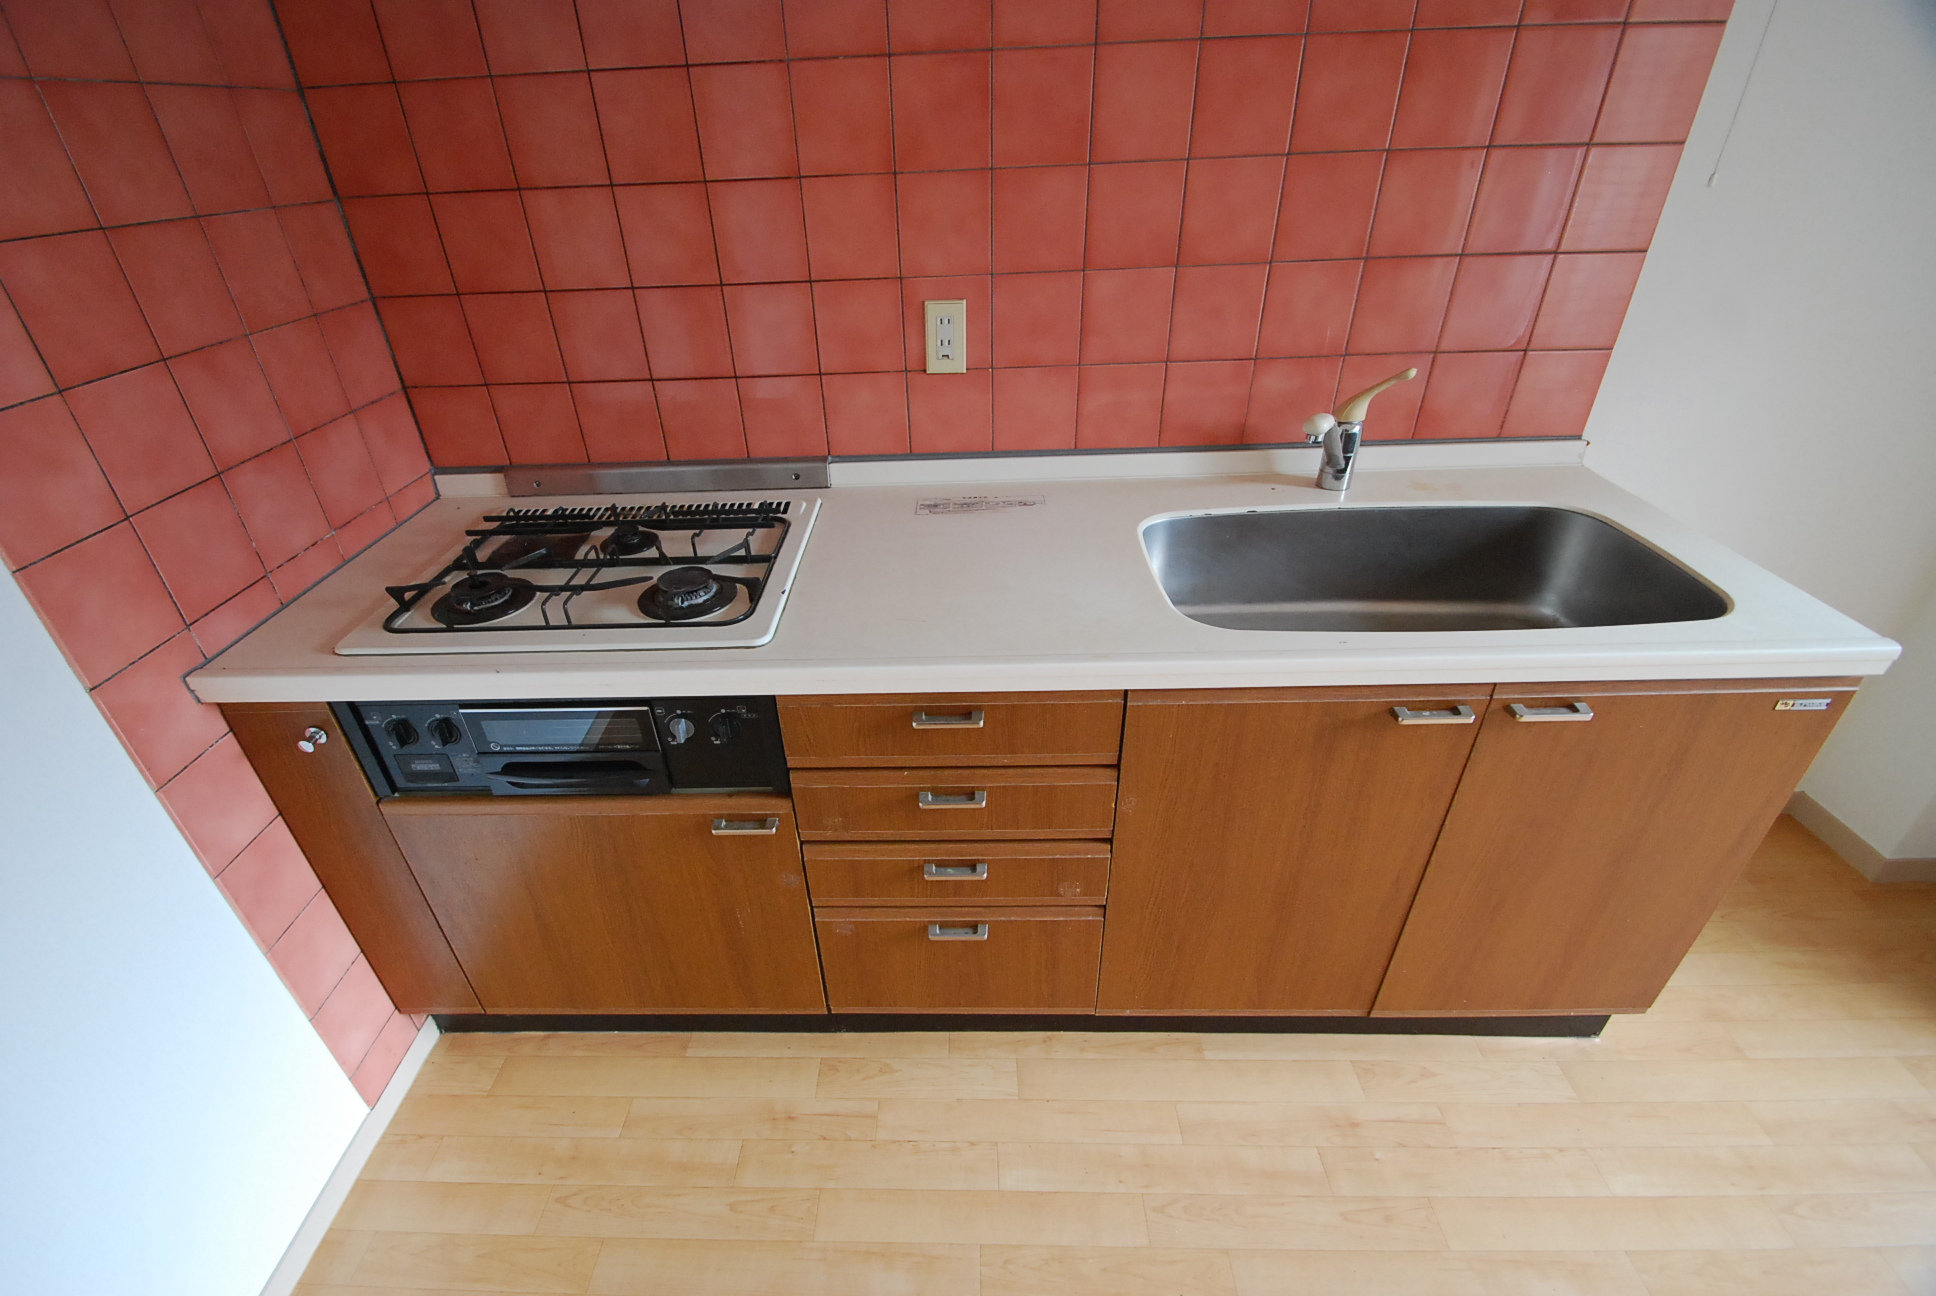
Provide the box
[1413,0,1522,21]
[1274,152,1384,260]
[907,369,991,452]
[341,196,452,296]
[891,51,991,172]
[351,1011,421,1104]
[707,180,809,283]
[1289,32,1407,152]
[1596,23,1724,142]
[274,0,388,84]
[398,79,516,192]
[67,363,214,512]
[460,293,566,384]
[313,958,398,1074]
[147,86,270,217]
[429,191,541,293]
[267,533,344,600]
[636,286,736,378]
[268,890,360,1013]
[1392,27,1512,148]
[993,46,1092,167]
[0,232,160,387]
[1090,41,1196,162]
[654,377,746,458]
[614,184,719,286]
[994,0,1095,45]
[473,0,584,73]
[680,0,786,62]
[198,0,299,88]
[278,204,367,314]
[888,0,991,51]
[1627,0,1730,17]
[388,472,437,516]
[739,374,828,456]
[205,210,312,330]
[1414,348,1521,438]
[371,0,486,78]
[1179,156,1285,265]
[1560,143,1680,250]
[992,365,1078,450]
[489,383,586,462]
[572,381,667,461]
[496,74,609,187]
[1159,359,1251,444]
[550,290,650,381]
[0,82,96,242]
[822,370,909,454]
[108,0,221,82]
[1257,259,1361,356]
[188,576,278,655]
[1336,351,1434,437]
[1464,146,1584,252]
[1168,264,1267,361]
[1347,257,1459,353]
[353,391,429,491]
[1080,267,1174,363]
[1309,0,1413,26]
[690,63,798,183]
[1521,0,1626,19]
[131,475,264,620]
[522,187,630,288]
[4,0,135,77]
[801,175,899,280]
[158,737,277,879]
[332,497,396,558]
[233,90,333,205]
[38,82,193,227]
[991,272,1082,367]
[786,0,889,56]
[1242,355,1342,441]
[1096,0,1200,40]
[0,397,120,570]
[1085,161,1186,269]
[169,338,289,468]
[254,317,352,433]
[376,295,484,385]
[304,85,424,196]
[91,631,224,789]
[993,166,1088,272]
[1530,250,1642,348]
[723,282,819,375]
[898,170,991,277]
[215,818,319,948]
[790,58,892,177]
[811,279,904,372]
[578,0,686,65]
[898,274,990,369]
[1203,0,1309,35]
[14,522,184,686]
[1191,36,1301,157]
[107,221,244,358]
[319,303,401,408]
[409,385,506,465]
[224,440,331,567]
[0,12,23,73]
[1074,361,1165,448]
[0,290,54,410]
[594,69,704,184]
[1491,24,1621,144]
[1437,253,1551,349]
[1501,347,1608,436]
[1368,148,1485,256]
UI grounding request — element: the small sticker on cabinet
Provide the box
[917,495,1045,515]
[1774,698,1833,710]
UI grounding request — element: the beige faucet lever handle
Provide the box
[1333,367,1418,423]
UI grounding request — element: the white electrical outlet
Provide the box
[924,299,967,374]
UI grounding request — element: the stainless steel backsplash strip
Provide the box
[505,459,832,496]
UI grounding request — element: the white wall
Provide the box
[1585,0,1936,864]
[0,567,368,1295]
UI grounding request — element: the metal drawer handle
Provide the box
[918,790,987,809]
[1507,702,1595,723]
[1391,704,1477,725]
[711,817,781,835]
[912,710,985,728]
[928,922,989,941]
[923,861,989,880]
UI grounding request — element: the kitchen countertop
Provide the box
[187,451,1899,704]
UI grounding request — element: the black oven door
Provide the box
[459,705,668,796]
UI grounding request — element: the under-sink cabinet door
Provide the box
[380,795,826,1014]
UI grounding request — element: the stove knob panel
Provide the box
[427,716,462,748]
[385,717,420,748]
[708,711,742,744]
[665,714,697,745]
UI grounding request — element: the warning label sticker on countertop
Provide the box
[916,495,1045,515]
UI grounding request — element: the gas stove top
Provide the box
[334,495,820,654]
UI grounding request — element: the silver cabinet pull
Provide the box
[912,709,985,728]
[1391,704,1477,725]
[1507,701,1595,723]
[918,790,987,809]
[711,817,781,835]
[928,922,989,940]
[923,861,989,880]
[296,726,329,752]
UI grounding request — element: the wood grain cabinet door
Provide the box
[381,795,826,1014]
[1373,680,1857,1016]
[1098,687,1491,1014]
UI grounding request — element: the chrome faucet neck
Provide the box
[1310,421,1362,492]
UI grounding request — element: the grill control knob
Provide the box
[709,711,742,743]
[385,717,419,748]
[665,714,696,744]
[427,716,462,747]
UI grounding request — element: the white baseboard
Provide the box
[260,1020,440,1296]
[1787,792,1936,883]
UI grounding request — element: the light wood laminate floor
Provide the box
[299,817,1936,1295]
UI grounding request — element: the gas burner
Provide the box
[485,532,588,565]
[638,565,737,622]
[602,522,659,557]
[432,572,539,626]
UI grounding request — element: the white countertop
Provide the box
[188,448,1899,704]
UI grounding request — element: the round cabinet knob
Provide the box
[385,717,420,748]
[708,711,742,743]
[296,726,329,753]
[665,714,696,744]
[427,716,462,747]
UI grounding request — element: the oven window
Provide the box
[472,712,649,751]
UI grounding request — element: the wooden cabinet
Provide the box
[779,692,1124,766]
[805,841,1111,905]
[791,766,1119,839]
[816,908,1105,1011]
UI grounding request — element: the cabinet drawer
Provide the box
[792,767,1118,839]
[779,693,1124,766]
[804,841,1110,904]
[815,907,1104,1011]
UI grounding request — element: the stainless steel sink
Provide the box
[1143,506,1730,632]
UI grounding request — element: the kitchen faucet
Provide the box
[1303,368,1417,492]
